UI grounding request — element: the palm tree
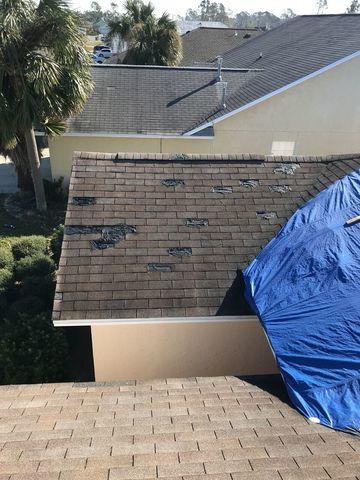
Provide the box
[109,0,182,66]
[0,0,93,211]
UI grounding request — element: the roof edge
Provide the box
[185,49,360,136]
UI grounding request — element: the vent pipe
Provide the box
[216,56,223,81]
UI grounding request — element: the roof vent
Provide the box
[216,55,223,82]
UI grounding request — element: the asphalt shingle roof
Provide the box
[67,65,258,135]
[191,14,360,131]
[0,376,358,478]
[53,152,360,323]
[179,27,262,66]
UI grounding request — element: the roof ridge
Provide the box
[91,64,261,72]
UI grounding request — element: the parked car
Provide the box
[91,53,105,64]
[93,44,107,54]
[97,48,112,59]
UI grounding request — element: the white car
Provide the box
[91,54,105,64]
[97,48,112,59]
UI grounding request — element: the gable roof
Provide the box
[187,14,360,133]
[53,151,360,325]
[66,65,258,136]
[179,27,262,66]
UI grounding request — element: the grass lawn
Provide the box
[0,193,66,244]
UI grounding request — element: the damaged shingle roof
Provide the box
[53,152,360,324]
[179,27,262,66]
[67,65,258,135]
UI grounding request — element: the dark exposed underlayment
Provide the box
[273,164,300,175]
[169,153,190,160]
[65,224,136,250]
[239,179,260,188]
[186,218,209,228]
[212,186,233,195]
[167,247,193,257]
[268,185,292,193]
[148,264,172,273]
[161,179,185,188]
[257,211,277,220]
[72,197,96,206]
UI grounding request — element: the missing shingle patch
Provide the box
[65,224,136,250]
[256,211,277,220]
[72,197,96,206]
[167,247,192,257]
[169,153,190,160]
[161,179,185,188]
[239,180,260,189]
[148,264,172,273]
[186,218,209,228]
[273,163,300,175]
[269,185,292,193]
[212,186,233,195]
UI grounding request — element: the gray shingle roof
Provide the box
[189,14,360,132]
[53,152,360,323]
[179,27,262,66]
[67,65,258,135]
[71,15,360,136]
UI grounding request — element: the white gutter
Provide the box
[185,49,360,137]
[53,315,258,327]
[62,132,213,139]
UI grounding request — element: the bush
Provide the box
[0,268,12,295]
[0,312,69,384]
[12,236,48,260]
[19,274,55,308]
[6,295,46,320]
[0,247,14,270]
[43,177,66,204]
[50,224,64,267]
[15,254,55,280]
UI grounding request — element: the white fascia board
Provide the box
[53,315,258,327]
[185,50,360,137]
[62,132,213,139]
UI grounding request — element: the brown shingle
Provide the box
[53,152,360,323]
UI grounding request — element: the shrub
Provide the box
[11,236,48,260]
[15,254,55,280]
[6,295,46,320]
[43,177,66,204]
[0,247,14,270]
[50,224,64,267]
[0,312,69,384]
[19,274,55,308]
[0,268,12,295]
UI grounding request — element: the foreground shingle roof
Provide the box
[190,14,360,132]
[67,65,258,135]
[179,27,262,66]
[53,152,360,323]
[0,376,358,479]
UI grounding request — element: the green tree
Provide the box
[347,0,360,12]
[0,0,93,210]
[316,0,328,14]
[185,1,230,24]
[109,0,182,66]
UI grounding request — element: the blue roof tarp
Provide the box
[244,170,360,433]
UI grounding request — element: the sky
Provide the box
[69,0,354,17]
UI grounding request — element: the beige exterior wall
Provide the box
[50,55,360,184]
[91,319,278,381]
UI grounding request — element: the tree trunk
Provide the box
[24,128,47,211]
[8,138,33,191]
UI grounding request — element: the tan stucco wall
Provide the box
[50,55,360,184]
[91,319,278,381]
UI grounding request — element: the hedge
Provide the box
[0,246,14,270]
[11,236,48,260]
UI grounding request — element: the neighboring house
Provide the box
[176,19,228,35]
[106,26,260,65]
[179,27,262,66]
[52,151,360,381]
[50,15,360,184]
